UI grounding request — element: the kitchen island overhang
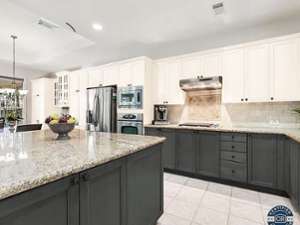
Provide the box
[0,129,165,225]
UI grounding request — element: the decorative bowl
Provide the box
[48,123,75,140]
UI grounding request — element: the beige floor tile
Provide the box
[231,187,260,205]
[166,199,199,220]
[164,181,183,198]
[207,182,232,197]
[228,215,263,225]
[164,196,174,210]
[193,206,229,225]
[158,213,192,225]
[185,178,209,190]
[167,174,189,185]
[200,192,231,213]
[175,186,205,205]
[231,199,264,224]
[259,192,292,209]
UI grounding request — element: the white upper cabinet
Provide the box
[180,56,202,79]
[244,44,270,102]
[131,60,145,86]
[271,38,300,101]
[202,53,222,77]
[88,68,103,87]
[119,60,145,87]
[222,48,245,103]
[154,61,184,105]
[103,66,119,86]
[119,63,132,87]
[68,71,81,121]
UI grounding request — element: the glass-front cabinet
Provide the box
[54,71,69,107]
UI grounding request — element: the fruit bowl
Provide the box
[45,114,76,140]
[48,123,75,140]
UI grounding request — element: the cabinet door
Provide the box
[164,61,184,104]
[197,132,220,177]
[176,131,197,173]
[222,48,245,103]
[244,44,270,102]
[271,38,300,101]
[88,69,103,87]
[289,140,299,210]
[248,134,277,188]
[131,60,145,86]
[145,128,176,169]
[126,145,163,225]
[69,71,81,121]
[0,176,79,225]
[103,66,119,86]
[119,63,132,87]
[80,160,125,225]
[180,56,202,79]
[202,53,222,77]
[155,61,183,105]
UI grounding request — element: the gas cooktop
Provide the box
[178,122,219,128]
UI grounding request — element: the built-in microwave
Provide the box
[117,86,143,109]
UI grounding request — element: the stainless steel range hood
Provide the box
[180,76,222,91]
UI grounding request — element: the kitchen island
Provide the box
[0,129,165,225]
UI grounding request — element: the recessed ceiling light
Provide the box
[92,23,103,31]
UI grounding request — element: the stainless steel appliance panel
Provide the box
[118,86,143,109]
[87,86,117,132]
[117,113,143,135]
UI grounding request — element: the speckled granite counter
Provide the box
[145,124,300,143]
[0,129,165,201]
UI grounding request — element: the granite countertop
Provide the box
[0,129,165,201]
[144,124,300,143]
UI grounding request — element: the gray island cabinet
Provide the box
[0,130,164,225]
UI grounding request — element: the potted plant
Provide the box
[6,110,18,128]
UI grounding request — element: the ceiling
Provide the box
[2,0,300,73]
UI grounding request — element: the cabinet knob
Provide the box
[231,145,235,149]
[241,99,244,102]
[270,97,274,101]
[245,98,248,101]
[231,155,235,159]
[231,170,235,174]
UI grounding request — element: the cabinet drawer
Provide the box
[221,142,247,153]
[221,161,247,182]
[221,151,247,164]
[221,133,247,142]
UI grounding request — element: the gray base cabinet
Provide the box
[145,128,176,169]
[289,140,300,211]
[197,132,220,178]
[248,134,277,188]
[0,144,163,225]
[176,131,197,173]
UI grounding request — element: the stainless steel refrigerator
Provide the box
[86,85,117,132]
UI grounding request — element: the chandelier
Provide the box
[0,35,28,125]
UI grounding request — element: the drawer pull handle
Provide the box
[232,170,235,174]
[231,136,234,139]
[231,155,235,159]
[231,145,235,149]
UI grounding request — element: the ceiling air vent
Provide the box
[212,2,224,15]
[38,17,60,29]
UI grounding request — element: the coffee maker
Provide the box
[152,105,169,125]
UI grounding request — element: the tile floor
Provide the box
[157,173,300,225]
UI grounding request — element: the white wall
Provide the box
[0,60,46,123]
